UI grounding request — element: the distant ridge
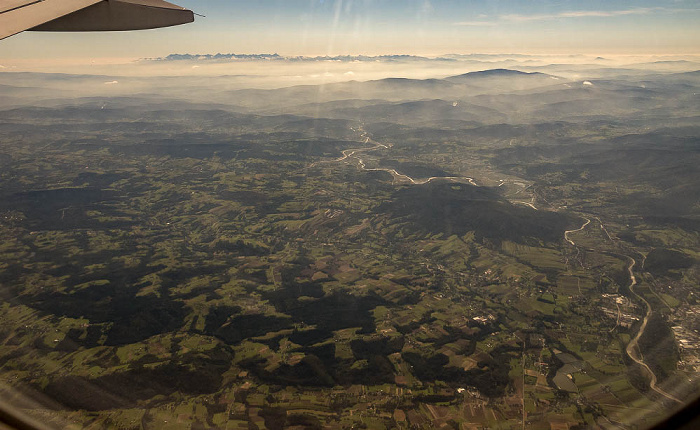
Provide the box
[446,69,545,80]
[146,53,458,63]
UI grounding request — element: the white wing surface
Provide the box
[0,0,194,40]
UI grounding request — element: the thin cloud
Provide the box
[453,21,497,27]
[502,7,689,22]
[454,7,696,26]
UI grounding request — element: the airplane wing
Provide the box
[0,0,194,40]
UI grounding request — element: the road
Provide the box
[515,199,538,211]
[609,301,621,333]
[594,216,614,241]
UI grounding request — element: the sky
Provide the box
[0,0,699,63]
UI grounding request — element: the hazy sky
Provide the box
[0,0,699,61]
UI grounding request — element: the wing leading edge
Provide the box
[0,0,194,40]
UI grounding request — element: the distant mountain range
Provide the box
[146,53,459,62]
[149,53,594,62]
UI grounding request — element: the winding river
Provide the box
[623,256,683,404]
[565,218,682,404]
[332,128,683,404]
[325,126,478,186]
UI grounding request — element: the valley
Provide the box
[0,58,699,429]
